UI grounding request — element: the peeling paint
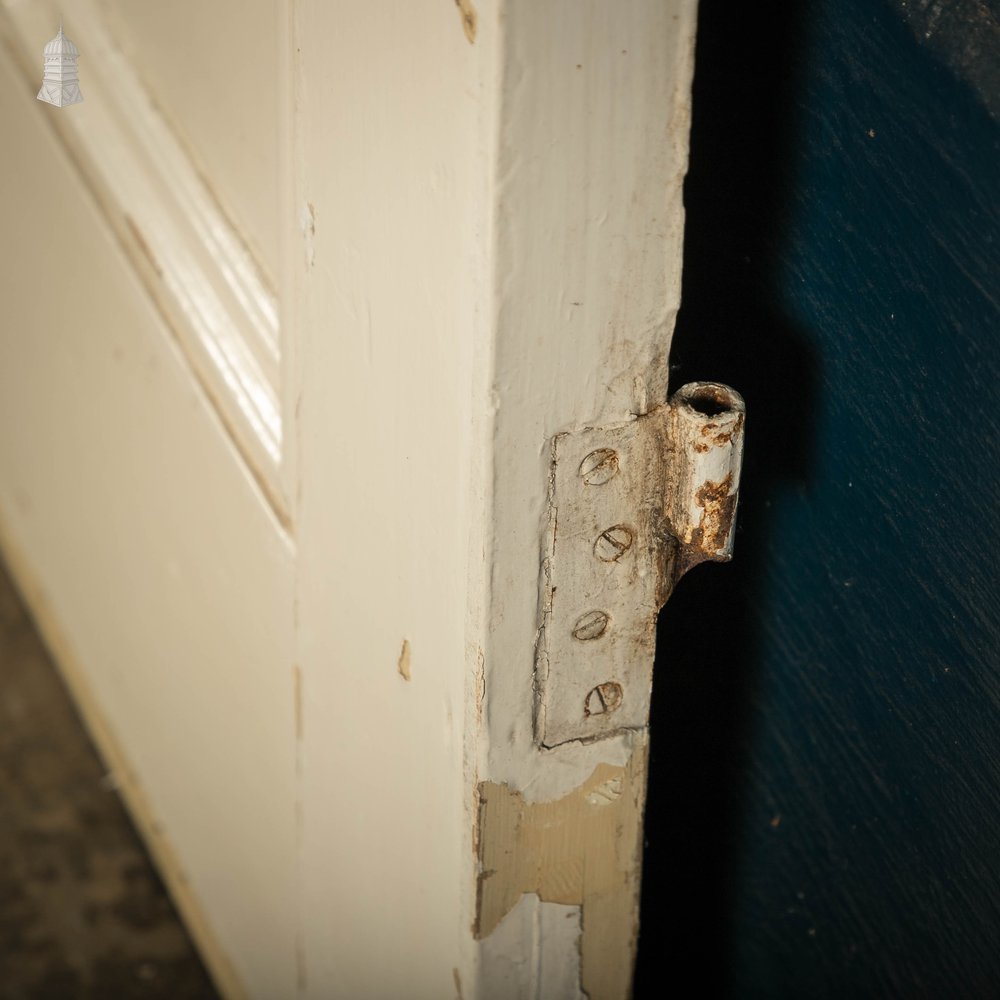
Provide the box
[584,775,623,807]
[476,751,647,1000]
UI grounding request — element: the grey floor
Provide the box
[0,559,218,998]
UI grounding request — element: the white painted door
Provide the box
[0,2,713,997]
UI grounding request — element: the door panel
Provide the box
[0,32,296,998]
[1,0,288,520]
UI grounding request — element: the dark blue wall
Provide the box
[637,1,1000,996]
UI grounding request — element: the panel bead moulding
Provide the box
[0,0,288,528]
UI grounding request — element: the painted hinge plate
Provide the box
[535,382,745,748]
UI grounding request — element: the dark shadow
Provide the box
[635,2,821,996]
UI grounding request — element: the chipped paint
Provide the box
[691,473,737,553]
[585,774,623,807]
[476,750,647,1000]
[397,638,412,681]
[454,0,477,43]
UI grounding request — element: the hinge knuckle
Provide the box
[668,381,746,577]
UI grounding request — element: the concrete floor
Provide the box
[0,559,218,998]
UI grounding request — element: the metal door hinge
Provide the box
[535,382,746,748]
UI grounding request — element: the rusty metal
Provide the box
[535,381,745,747]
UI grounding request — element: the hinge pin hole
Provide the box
[584,682,623,717]
[594,524,633,562]
[674,381,744,418]
[572,610,610,641]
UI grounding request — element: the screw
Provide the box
[572,610,610,641]
[584,682,623,717]
[579,448,619,485]
[594,525,633,562]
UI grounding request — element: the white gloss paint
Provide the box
[0,25,296,998]
[96,0,284,283]
[292,3,491,994]
[1,0,285,518]
[0,1,699,997]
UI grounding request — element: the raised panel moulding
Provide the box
[0,0,287,526]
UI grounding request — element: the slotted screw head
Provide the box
[584,682,624,717]
[579,448,619,485]
[594,525,633,562]
[572,610,610,641]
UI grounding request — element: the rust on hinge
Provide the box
[535,381,745,748]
